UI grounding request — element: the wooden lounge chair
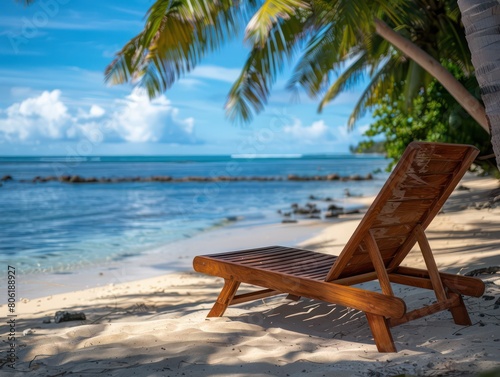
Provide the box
[193,142,486,352]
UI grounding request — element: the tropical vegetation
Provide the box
[354,64,492,170]
[102,0,480,127]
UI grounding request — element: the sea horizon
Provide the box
[0,151,385,161]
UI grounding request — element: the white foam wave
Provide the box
[231,154,302,159]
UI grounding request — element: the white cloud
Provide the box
[16,90,68,123]
[189,65,241,83]
[282,119,333,143]
[106,88,196,143]
[89,105,105,118]
[0,90,69,141]
[0,89,200,145]
[75,104,105,122]
[77,104,105,118]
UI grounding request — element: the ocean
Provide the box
[0,154,389,274]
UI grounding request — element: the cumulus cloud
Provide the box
[0,90,69,141]
[0,89,199,145]
[105,88,196,143]
[89,105,105,118]
[282,119,333,143]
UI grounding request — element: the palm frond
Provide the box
[245,0,309,48]
[226,14,307,123]
[316,51,371,112]
[347,58,400,129]
[105,0,254,98]
[105,34,146,85]
[286,24,346,98]
[371,0,407,26]
[286,0,399,101]
[402,59,425,108]
[437,16,473,74]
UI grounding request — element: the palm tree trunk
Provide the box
[458,0,500,169]
[373,17,490,134]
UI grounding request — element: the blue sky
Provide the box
[0,0,373,156]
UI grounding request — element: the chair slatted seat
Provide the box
[204,246,336,279]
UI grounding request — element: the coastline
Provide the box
[2,174,500,376]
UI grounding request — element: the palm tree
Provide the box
[458,0,500,169]
[104,0,487,133]
[104,1,259,99]
[372,17,488,132]
[286,1,487,130]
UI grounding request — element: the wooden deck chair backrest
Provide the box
[326,142,479,281]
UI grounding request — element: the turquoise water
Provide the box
[0,154,389,273]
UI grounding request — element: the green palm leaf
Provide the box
[226,13,308,123]
[245,0,310,48]
[286,24,348,98]
[347,58,401,128]
[316,51,371,112]
[402,59,425,108]
[105,0,255,98]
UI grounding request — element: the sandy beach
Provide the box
[2,174,500,376]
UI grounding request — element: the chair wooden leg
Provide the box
[286,294,301,301]
[207,278,241,317]
[448,293,472,326]
[365,313,397,352]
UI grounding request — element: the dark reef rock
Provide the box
[69,175,85,183]
[54,311,86,323]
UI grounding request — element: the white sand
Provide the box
[1,175,500,376]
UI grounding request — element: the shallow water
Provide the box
[0,154,389,273]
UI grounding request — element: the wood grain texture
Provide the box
[207,278,240,317]
[389,295,461,327]
[194,254,406,318]
[366,313,396,352]
[393,267,485,297]
[231,289,281,305]
[365,233,394,296]
[193,142,482,353]
[414,225,448,302]
[448,293,472,326]
[326,142,479,281]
